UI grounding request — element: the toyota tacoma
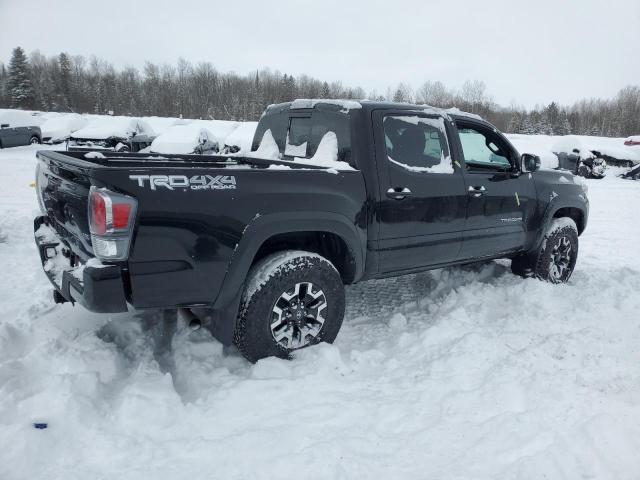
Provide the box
[34,99,589,362]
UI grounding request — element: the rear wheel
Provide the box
[235,251,345,363]
[511,218,579,283]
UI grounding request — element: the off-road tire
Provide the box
[234,251,345,363]
[511,218,579,283]
[29,136,40,145]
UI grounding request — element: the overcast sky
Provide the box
[1,0,638,108]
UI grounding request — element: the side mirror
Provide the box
[521,153,541,173]
[0,124,9,129]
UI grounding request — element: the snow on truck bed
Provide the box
[2,142,640,478]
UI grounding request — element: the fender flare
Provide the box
[535,198,587,250]
[209,211,365,344]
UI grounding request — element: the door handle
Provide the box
[468,185,486,197]
[386,187,412,200]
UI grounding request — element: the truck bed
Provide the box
[39,150,334,170]
[35,149,367,317]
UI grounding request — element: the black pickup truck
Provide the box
[34,100,589,362]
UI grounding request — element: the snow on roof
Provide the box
[190,119,240,141]
[41,113,88,141]
[142,116,189,135]
[150,124,214,154]
[0,109,43,127]
[71,117,150,140]
[290,99,362,111]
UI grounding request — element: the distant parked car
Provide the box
[150,123,220,154]
[556,149,606,179]
[68,117,154,152]
[624,136,640,146]
[41,113,88,144]
[0,110,42,148]
[621,163,640,180]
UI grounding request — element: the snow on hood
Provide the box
[41,114,88,141]
[150,124,216,154]
[0,109,43,127]
[71,117,151,140]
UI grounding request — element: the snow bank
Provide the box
[507,133,640,169]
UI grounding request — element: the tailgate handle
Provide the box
[386,187,412,200]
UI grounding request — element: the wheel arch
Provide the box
[552,206,585,234]
[208,211,365,345]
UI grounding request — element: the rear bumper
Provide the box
[34,216,129,313]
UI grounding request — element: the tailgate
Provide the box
[36,152,94,259]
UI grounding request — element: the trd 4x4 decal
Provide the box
[129,174,236,191]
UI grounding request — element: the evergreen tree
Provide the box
[58,52,72,108]
[320,81,330,98]
[8,46,35,108]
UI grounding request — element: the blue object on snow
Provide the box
[33,423,48,429]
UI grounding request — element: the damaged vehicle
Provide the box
[621,162,640,180]
[556,148,607,179]
[68,116,155,152]
[149,123,220,154]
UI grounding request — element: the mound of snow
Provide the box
[150,124,216,154]
[141,116,189,136]
[0,109,42,127]
[72,117,153,140]
[40,114,88,142]
[223,121,258,154]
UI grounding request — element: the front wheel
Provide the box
[235,251,345,363]
[29,136,41,145]
[511,218,579,283]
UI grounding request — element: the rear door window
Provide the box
[383,115,454,173]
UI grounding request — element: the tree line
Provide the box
[1,46,638,137]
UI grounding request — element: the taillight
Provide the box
[88,186,137,261]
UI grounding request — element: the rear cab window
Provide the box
[252,106,353,167]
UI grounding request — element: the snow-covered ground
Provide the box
[506,133,640,169]
[1,143,640,480]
